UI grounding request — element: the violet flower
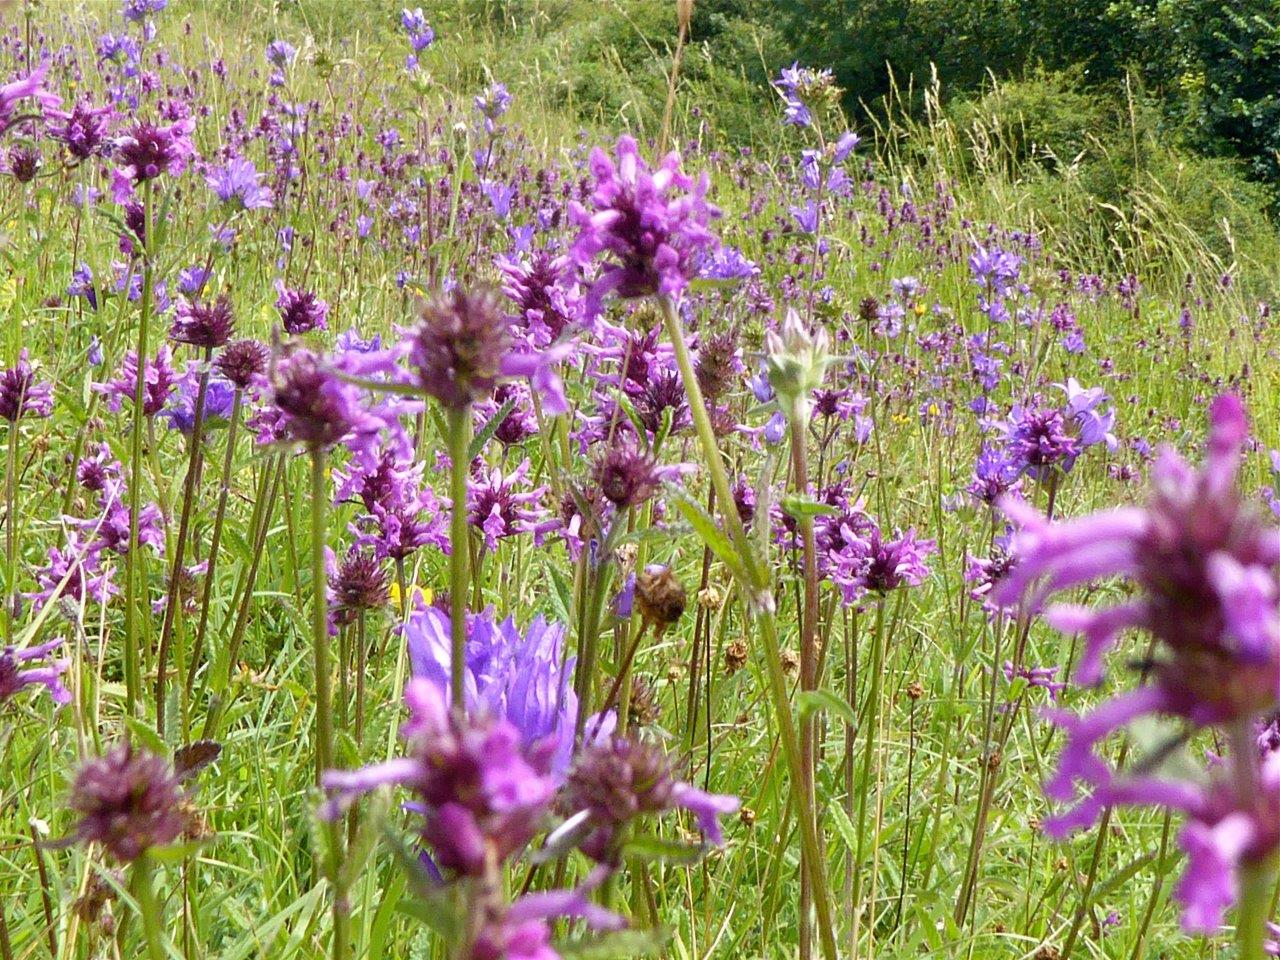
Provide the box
[0,639,71,707]
[0,350,53,421]
[111,118,196,202]
[569,135,719,313]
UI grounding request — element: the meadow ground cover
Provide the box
[3,2,1280,959]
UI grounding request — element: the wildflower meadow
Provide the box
[4,2,1280,958]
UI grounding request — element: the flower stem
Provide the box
[1239,858,1274,960]
[130,855,166,960]
[446,405,472,715]
[122,180,155,717]
[185,387,242,704]
[310,448,335,781]
[658,293,837,960]
[4,422,17,633]
[156,352,212,736]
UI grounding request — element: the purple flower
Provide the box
[0,639,71,707]
[467,459,554,552]
[265,39,297,68]
[562,736,739,862]
[995,395,1280,933]
[275,282,328,334]
[1000,399,1080,481]
[267,346,398,461]
[28,537,117,611]
[170,295,234,348]
[111,118,196,202]
[967,445,1023,506]
[71,743,188,864]
[95,346,179,417]
[774,63,835,127]
[320,678,555,877]
[0,350,53,421]
[161,371,236,433]
[400,7,435,61]
[569,135,719,313]
[207,157,272,210]
[48,99,114,161]
[406,605,587,776]
[474,82,512,133]
[215,339,268,389]
[0,61,61,134]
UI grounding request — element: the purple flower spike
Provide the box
[569,135,719,313]
[0,350,53,421]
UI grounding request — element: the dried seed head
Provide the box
[780,649,799,674]
[635,565,686,632]
[724,639,749,673]
[906,680,924,701]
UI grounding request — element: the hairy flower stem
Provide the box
[658,293,837,960]
[309,449,336,781]
[4,423,16,632]
[310,449,350,960]
[1239,858,1274,960]
[185,388,242,704]
[156,351,212,736]
[130,856,166,960]
[573,516,625,741]
[851,595,886,954]
[446,406,472,715]
[786,406,821,960]
[122,181,155,716]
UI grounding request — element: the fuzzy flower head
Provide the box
[569,135,719,313]
[268,345,390,457]
[594,436,661,509]
[111,118,196,201]
[997,396,1280,849]
[71,743,189,863]
[95,346,178,417]
[214,338,268,389]
[467,458,554,552]
[170,295,234,348]
[328,549,389,627]
[406,286,511,409]
[0,350,53,421]
[275,282,328,334]
[562,736,739,862]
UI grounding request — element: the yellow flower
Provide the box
[389,581,433,608]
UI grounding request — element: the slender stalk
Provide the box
[156,352,212,735]
[658,293,837,960]
[185,388,242,702]
[787,406,821,960]
[445,405,472,714]
[310,449,335,781]
[4,422,16,632]
[122,180,155,716]
[1239,859,1274,960]
[851,595,887,955]
[130,856,166,960]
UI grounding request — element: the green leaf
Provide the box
[122,716,168,756]
[557,927,670,959]
[667,488,747,582]
[796,688,857,727]
[469,396,516,459]
[621,833,706,865]
[780,495,841,519]
[827,798,858,852]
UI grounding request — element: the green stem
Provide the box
[185,388,242,704]
[130,856,166,960]
[446,405,473,715]
[4,422,16,634]
[123,181,155,716]
[310,449,335,780]
[658,293,837,960]
[852,595,886,947]
[155,355,212,736]
[1238,859,1274,960]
